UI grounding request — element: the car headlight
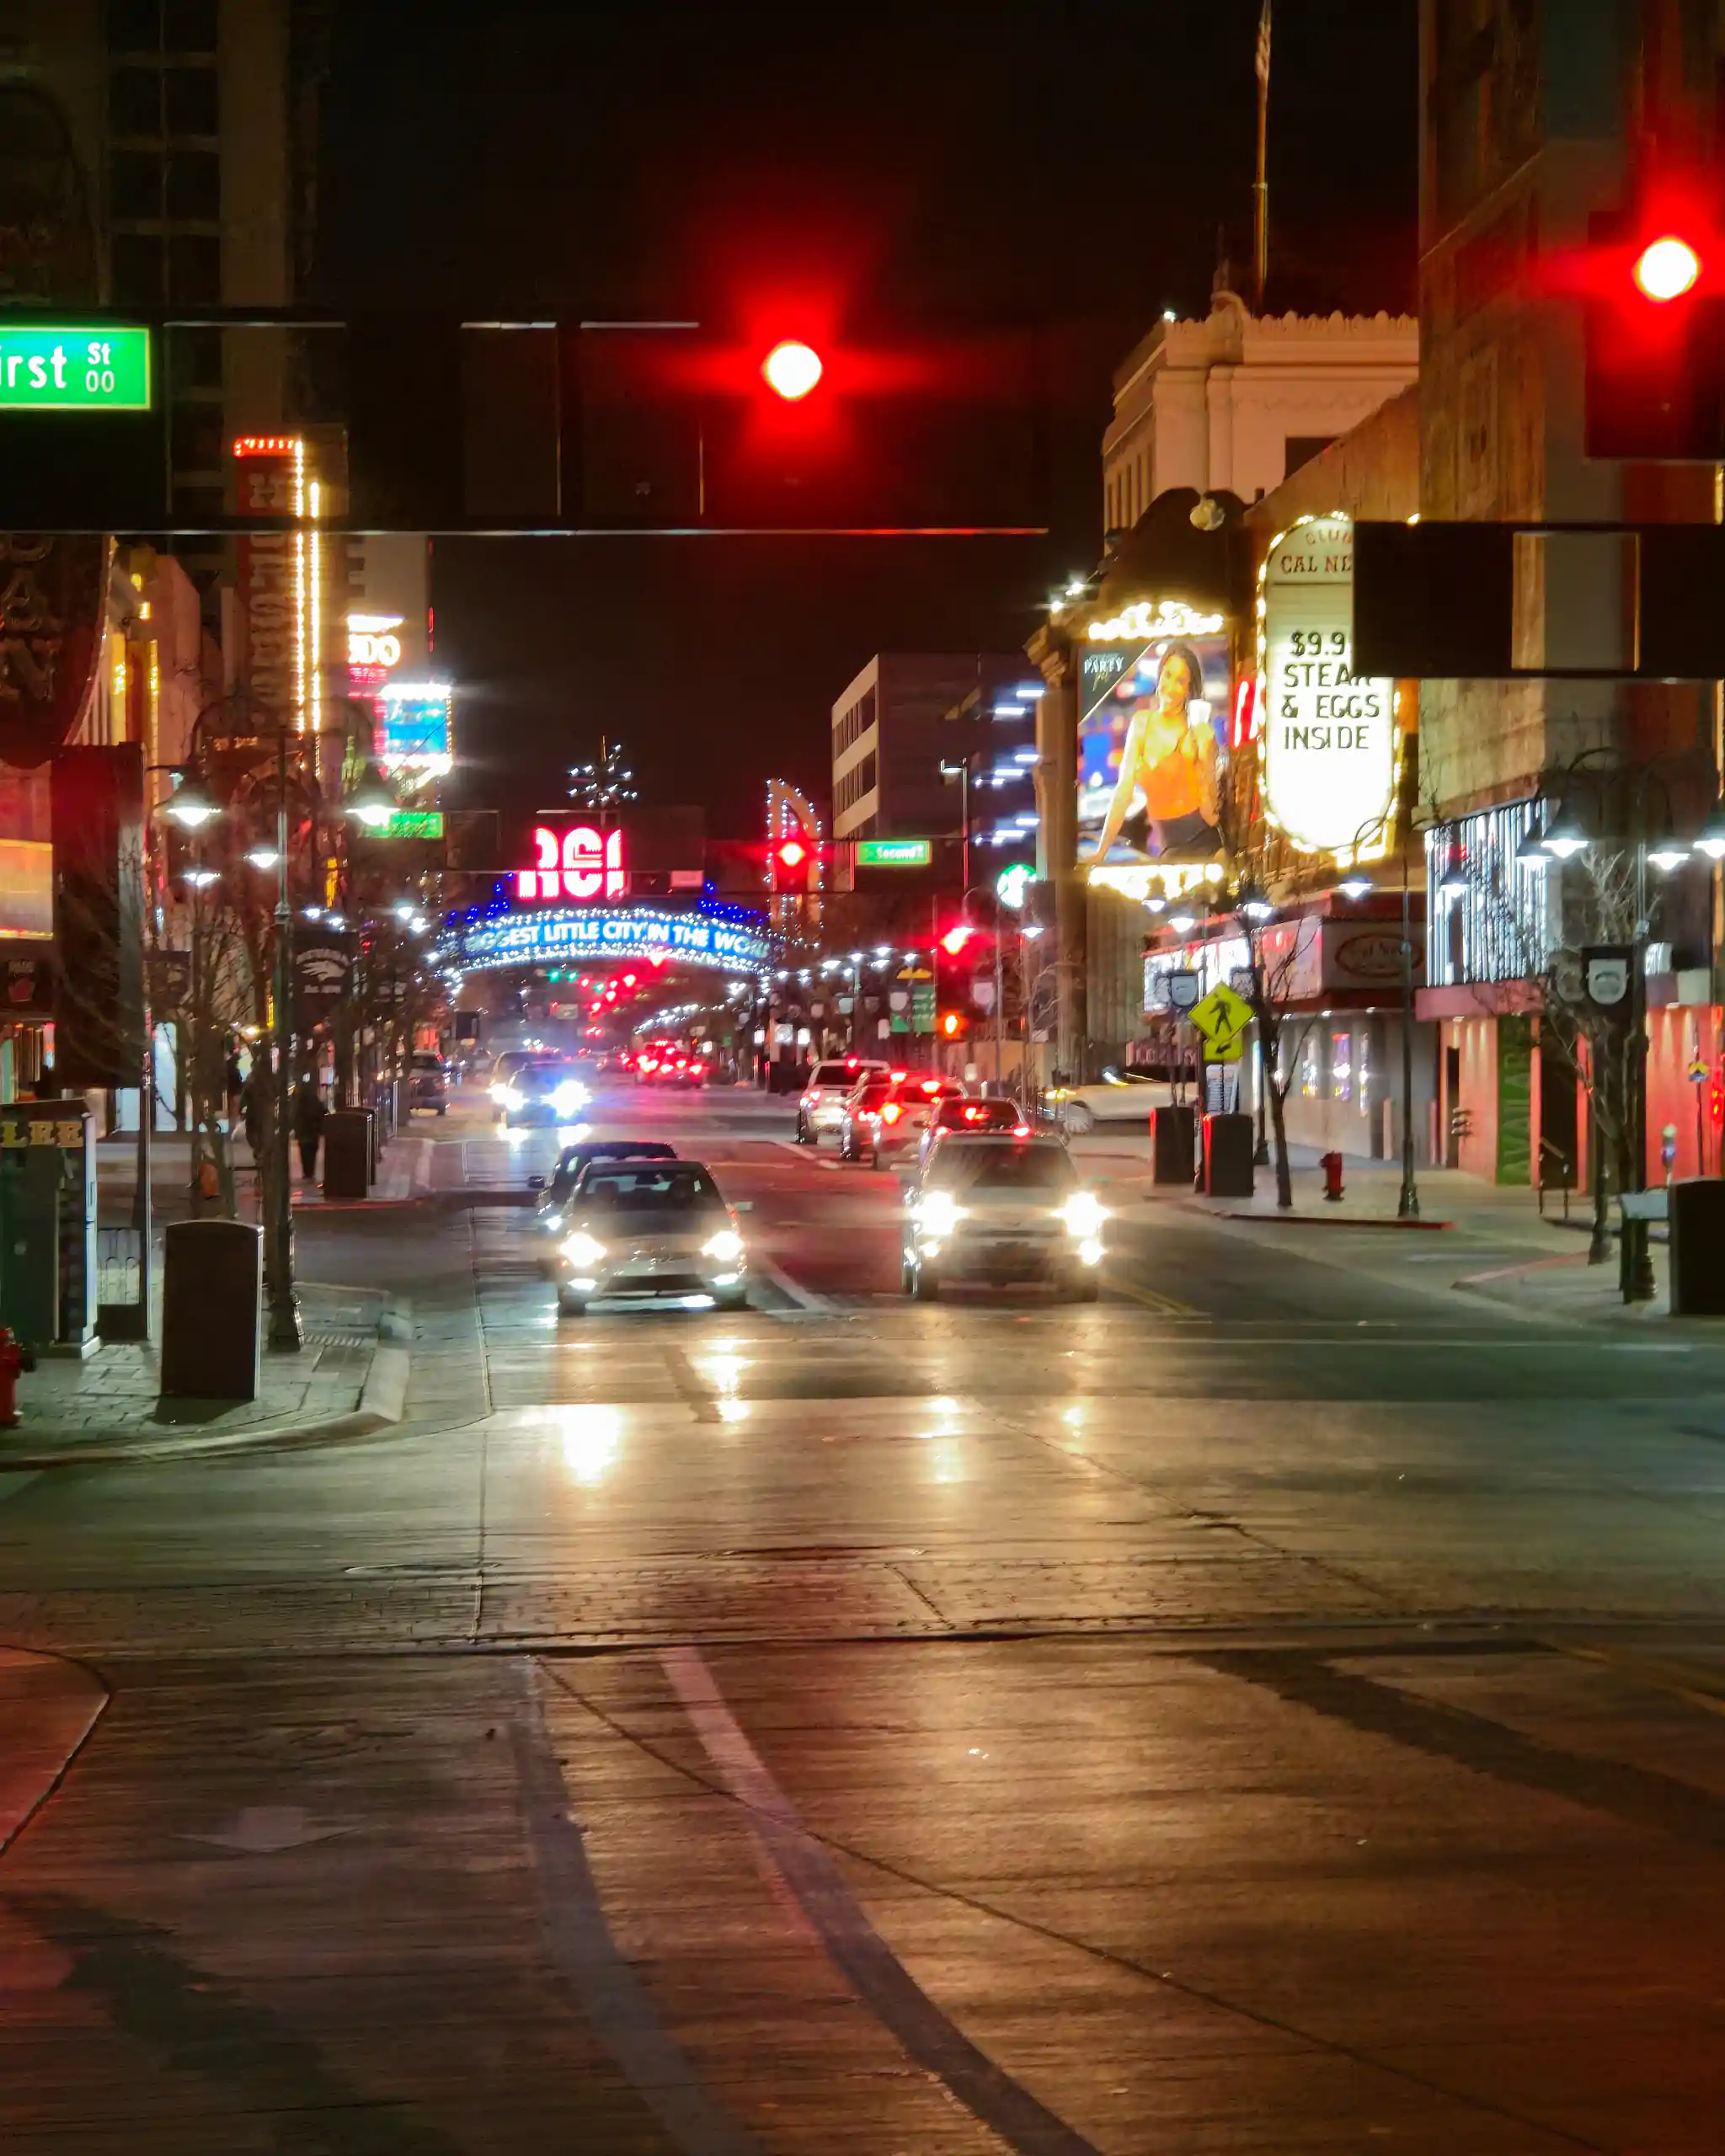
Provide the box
[1060,1192,1108,1240]
[552,1081,587,1114]
[489,1081,509,1102]
[918,1190,964,1237]
[560,1230,607,1270]
[702,1227,745,1263]
[499,1084,524,1110]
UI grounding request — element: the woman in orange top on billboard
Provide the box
[1087,640,1219,864]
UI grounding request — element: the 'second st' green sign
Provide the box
[0,326,152,411]
[856,837,932,867]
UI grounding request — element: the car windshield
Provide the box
[579,1166,723,1213]
[814,1061,868,1086]
[518,1059,577,1088]
[412,1053,441,1071]
[550,1141,676,1197]
[935,1143,1076,1193]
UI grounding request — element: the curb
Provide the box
[1191,1201,1456,1231]
[0,1333,412,1472]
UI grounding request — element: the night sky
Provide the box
[319,0,1417,840]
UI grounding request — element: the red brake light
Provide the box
[963,1105,980,1120]
[1012,1123,1030,1137]
[889,1069,907,1081]
[690,1061,703,1074]
[881,1102,902,1123]
[921,1079,940,1092]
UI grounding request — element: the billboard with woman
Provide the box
[1077,618,1231,867]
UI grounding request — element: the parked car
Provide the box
[900,1133,1106,1302]
[796,1056,890,1145]
[1051,1067,1172,1134]
[554,1159,750,1315]
[409,1049,447,1115]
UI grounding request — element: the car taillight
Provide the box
[690,1062,703,1075]
[881,1102,902,1123]
[1012,1123,1031,1137]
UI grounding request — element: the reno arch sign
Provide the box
[517,823,626,901]
[1259,515,1396,857]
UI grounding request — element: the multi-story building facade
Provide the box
[1103,294,1418,534]
[1416,0,1722,1187]
[830,654,1024,846]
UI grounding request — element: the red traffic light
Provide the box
[1633,235,1703,302]
[939,924,973,956]
[761,340,823,401]
[775,838,809,869]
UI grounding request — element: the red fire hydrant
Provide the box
[0,1327,32,1428]
[1320,1150,1345,1203]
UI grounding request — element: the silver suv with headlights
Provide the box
[901,1134,1104,1301]
[555,1160,749,1315]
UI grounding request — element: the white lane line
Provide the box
[756,1257,836,1312]
[659,1645,1101,2156]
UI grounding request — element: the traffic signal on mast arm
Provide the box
[1583,200,1725,458]
[770,835,814,893]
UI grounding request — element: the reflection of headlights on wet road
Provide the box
[702,1228,745,1264]
[560,1230,606,1271]
[918,1191,964,1239]
[1060,1192,1108,1241]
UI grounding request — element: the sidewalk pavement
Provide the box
[1082,1136,1699,1326]
[1,1278,409,1470]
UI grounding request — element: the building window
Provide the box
[172,402,225,471]
[107,0,163,51]
[1284,435,1335,478]
[163,0,217,54]
[109,149,164,221]
[110,232,165,307]
[167,150,220,220]
[164,65,218,137]
[169,323,222,388]
[168,232,221,302]
[1331,1030,1353,1103]
[109,67,163,139]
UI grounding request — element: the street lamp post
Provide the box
[266,725,299,1351]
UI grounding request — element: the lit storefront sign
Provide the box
[1078,601,1231,870]
[517,824,627,901]
[234,435,321,738]
[457,905,769,974]
[377,682,452,779]
[347,614,403,671]
[1258,515,1396,858]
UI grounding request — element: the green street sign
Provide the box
[911,981,937,1033]
[379,809,445,839]
[0,326,152,411]
[856,837,932,867]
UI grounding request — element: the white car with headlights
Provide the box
[901,1134,1105,1301]
[554,1159,750,1315]
[493,1054,591,1128]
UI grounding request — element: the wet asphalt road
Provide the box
[3,1080,1725,2153]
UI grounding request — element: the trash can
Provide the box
[1151,1103,1195,1185]
[323,1109,371,1200]
[1199,1112,1256,1198]
[161,1219,262,1400]
[1670,1178,1725,1314]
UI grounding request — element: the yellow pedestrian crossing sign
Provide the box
[1186,981,1252,1062]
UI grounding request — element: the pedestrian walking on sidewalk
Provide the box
[294,1077,328,1182]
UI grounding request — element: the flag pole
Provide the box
[1252,1,1271,311]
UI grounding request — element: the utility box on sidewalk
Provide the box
[1199,1113,1255,1198]
[1669,1178,1725,1315]
[1150,1104,1195,1184]
[161,1219,261,1400]
[323,1110,371,1200]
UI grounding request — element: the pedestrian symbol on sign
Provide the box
[1185,981,1252,1063]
